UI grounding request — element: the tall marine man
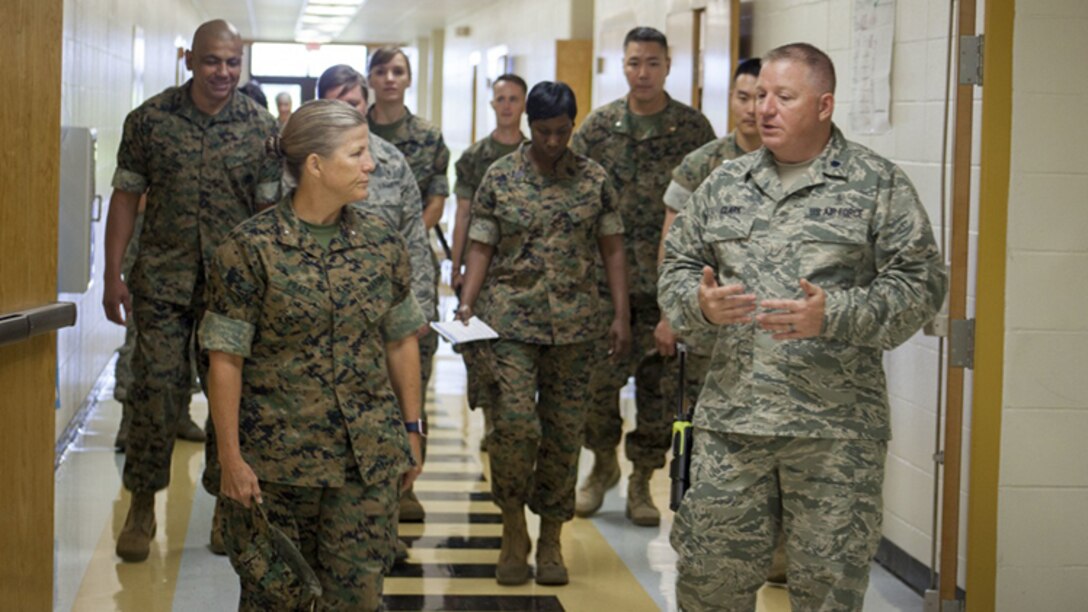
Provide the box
[572,26,715,526]
[660,43,946,610]
[102,20,282,562]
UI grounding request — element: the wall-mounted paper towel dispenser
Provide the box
[57,126,99,294]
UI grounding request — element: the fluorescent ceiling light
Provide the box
[300,15,351,24]
[295,0,363,43]
[304,5,357,16]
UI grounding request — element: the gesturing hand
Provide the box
[696,266,757,325]
[755,278,826,340]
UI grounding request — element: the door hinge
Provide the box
[949,318,976,369]
[959,34,984,86]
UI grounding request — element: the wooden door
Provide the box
[0,0,63,609]
[665,10,697,108]
[701,0,739,136]
[556,39,593,129]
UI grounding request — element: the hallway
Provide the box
[53,298,923,611]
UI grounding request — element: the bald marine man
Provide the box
[102,19,282,563]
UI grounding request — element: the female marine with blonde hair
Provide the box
[200,99,425,610]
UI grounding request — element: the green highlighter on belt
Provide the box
[669,343,693,512]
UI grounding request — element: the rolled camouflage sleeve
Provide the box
[663,180,694,213]
[112,111,149,194]
[256,117,283,205]
[467,169,499,246]
[821,169,948,350]
[397,170,436,316]
[424,135,451,198]
[453,150,477,200]
[659,188,719,337]
[597,177,624,236]
[380,244,427,341]
[199,238,264,357]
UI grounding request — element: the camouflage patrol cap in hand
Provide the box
[226,499,323,609]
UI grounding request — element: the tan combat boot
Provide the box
[626,467,660,527]
[495,507,531,585]
[399,487,425,522]
[116,491,156,562]
[535,519,569,586]
[574,448,620,517]
[176,417,207,442]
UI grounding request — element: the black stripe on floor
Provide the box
[400,536,503,549]
[383,595,563,611]
[414,491,494,502]
[388,562,497,579]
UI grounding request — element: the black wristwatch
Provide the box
[404,419,427,437]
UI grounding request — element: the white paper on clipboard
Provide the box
[430,316,499,345]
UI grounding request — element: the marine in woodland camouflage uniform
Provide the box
[571,95,714,473]
[201,195,425,610]
[661,106,946,611]
[467,142,624,520]
[200,133,434,497]
[453,133,525,414]
[657,133,748,422]
[112,79,280,497]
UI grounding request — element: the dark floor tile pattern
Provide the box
[413,491,494,502]
[416,472,488,482]
[388,562,499,579]
[421,512,502,524]
[383,595,564,611]
[401,536,503,549]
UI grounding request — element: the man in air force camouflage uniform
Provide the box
[451,73,528,448]
[659,43,947,611]
[571,26,715,526]
[102,20,281,563]
[658,57,791,586]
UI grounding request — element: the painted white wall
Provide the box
[590,0,976,586]
[996,0,1088,608]
[442,0,575,152]
[56,0,202,441]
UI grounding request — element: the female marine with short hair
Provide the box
[458,81,631,586]
[366,45,449,524]
[200,99,425,610]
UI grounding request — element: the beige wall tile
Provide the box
[1011,93,1088,176]
[995,566,1088,611]
[1014,16,1088,96]
[1006,254,1088,331]
[1003,332,1088,409]
[999,409,1088,487]
[997,487,1088,568]
[1007,173,1088,253]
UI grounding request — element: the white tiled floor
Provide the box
[54,338,923,611]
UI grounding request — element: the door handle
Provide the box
[0,302,77,347]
